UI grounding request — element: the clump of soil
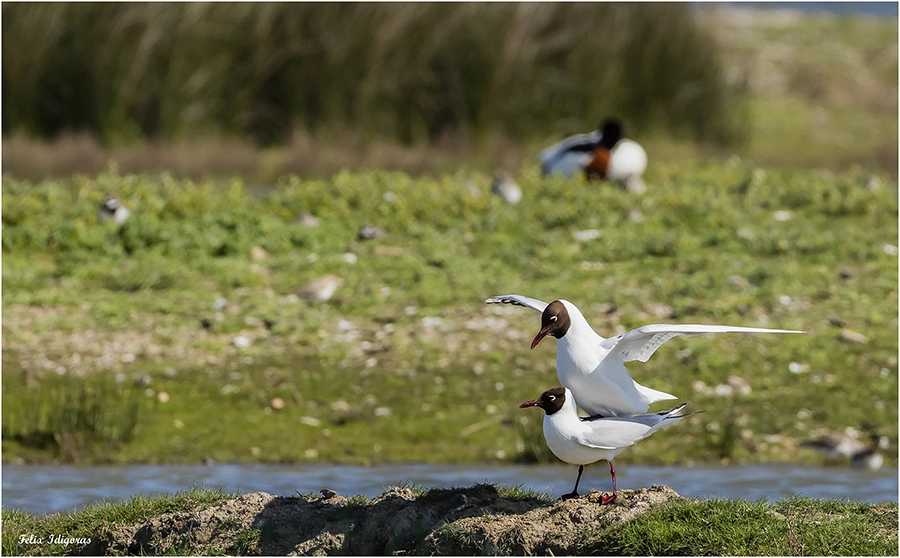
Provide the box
[80,484,682,555]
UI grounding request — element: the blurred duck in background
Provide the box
[538,128,603,178]
[801,423,890,470]
[539,118,647,194]
[98,194,130,225]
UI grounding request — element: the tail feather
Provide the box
[658,404,705,420]
[655,403,688,416]
[636,382,677,405]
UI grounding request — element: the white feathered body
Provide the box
[556,300,676,417]
[543,388,684,465]
[607,139,647,182]
[485,294,803,418]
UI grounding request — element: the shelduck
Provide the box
[539,119,648,193]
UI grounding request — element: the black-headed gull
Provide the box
[98,194,130,225]
[486,294,803,417]
[520,386,690,503]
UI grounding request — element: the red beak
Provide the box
[519,399,539,409]
[531,328,550,350]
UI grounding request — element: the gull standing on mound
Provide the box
[520,387,691,503]
[487,294,804,417]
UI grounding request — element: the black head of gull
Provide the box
[519,386,566,415]
[531,300,572,349]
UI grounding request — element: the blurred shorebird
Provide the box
[98,194,130,225]
[297,274,343,302]
[491,171,523,205]
[802,423,889,470]
[540,119,647,193]
[295,212,321,228]
[358,223,385,241]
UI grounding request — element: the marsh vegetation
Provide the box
[2,161,896,467]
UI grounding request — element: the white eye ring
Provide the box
[547,395,555,401]
[550,316,558,322]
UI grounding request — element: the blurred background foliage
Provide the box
[2,3,743,146]
[3,3,896,181]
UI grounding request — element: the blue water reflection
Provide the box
[2,462,896,515]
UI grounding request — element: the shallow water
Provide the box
[2,462,896,515]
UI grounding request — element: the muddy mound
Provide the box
[82,484,682,555]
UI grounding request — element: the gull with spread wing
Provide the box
[487,294,803,417]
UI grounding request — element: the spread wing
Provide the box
[600,324,805,364]
[484,294,548,313]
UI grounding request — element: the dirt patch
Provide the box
[80,484,682,555]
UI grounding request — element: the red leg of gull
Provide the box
[560,464,584,500]
[601,460,617,505]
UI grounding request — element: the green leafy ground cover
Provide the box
[2,162,897,466]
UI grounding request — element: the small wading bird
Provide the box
[98,194,130,225]
[539,119,648,193]
[486,295,804,417]
[520,387,692,503]
[491,171,523,205]
[297,274,343,302]
[801,423,890,470]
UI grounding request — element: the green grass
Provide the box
[580,497,899,556]
[1,487,233,556]
[2,162,897,466]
